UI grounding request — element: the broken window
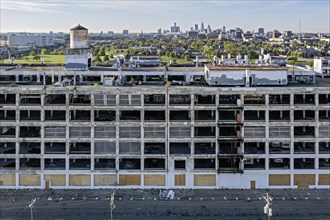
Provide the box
[120,110,141,121]
[319,110,330,122]
[144,111,165,121]
[144,143,165,154]
[145,159,165,170]
[45,127,66,138]
[269,94,290,105]
[70,127,91,138]
[294,142,315,154]
[69,159,90,170]
[244,94,265,105]
[144,94,165,105]
[69,94,91,105]
[219,110,241,121]
[19,94,41,105]
[20,127,40,138]
[94,142,116,154]
[169,95,190,105]
[170,143,190,154]
[219,142,241,154]
[45,159,65,170]
[44,142,66,154]
[319,158,330,169]
[244,142,265,154]
[219,126,241,138]
[94,159,115,169]
[244,158,265,169]
[144,126,165,138]
[194,127,215,137]
[0,127,16,137]
[219,95,240,105]
[119,158,140,170]
[20,158,40,169]
[119,142,141,154]
[70,110,91,121]
[170,127,190,138]
[269,126,291,138]
[0,110,15,121]
[20,142,40,154]
[294,110,315,121]
[20,110,40,121]
[269,110,290,121]
[244,126,265,138]
[45,94,66,105]
[0,142,16,154]
[194,143,215,154]
[294,158,314,169]
[194,95,215,105]
[244,111,265,121]
[0,94,16,104]
[119,127,141,138]
[194,159,215,169]
[269,158,290,169]
[45,110,66,121]
[294,126,315,137]
[94,126,116,138]
[319,94,330,104]
[269,142,290,154]
[170,111,190,121]
[294,94,315,105]
[69,142,91,154]
[95,110,116,121]
[175,160,186,170]
[195,110,215,121]
[319,142,330,154]
[0,158,15,169]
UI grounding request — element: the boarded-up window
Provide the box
[170,127,190,138]
[175,174,186,186]
[144,174,165,186]
[119,174,141,186]
[119,127,141,138]
[269,174,290,186]
[194,174,216,186]
[69,174,91,186]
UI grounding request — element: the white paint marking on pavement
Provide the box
[48,197,52,201]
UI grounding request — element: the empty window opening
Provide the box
[170,111,190,121]
[0,127,16,137]
[219,126,241,138]
[119,142,141,154]
[269,158,290,169]
[0,94,16,104]
[20,94,41,105]
[0,158,15,169]
[194,159,215,169]
[294,94,315,105]
[94,159,115,170]
[144,126,165,138]
[218,157,241,172]
[145,159,165,170]
[244,111,265,121]
[69,142,91,154]
[45,127,66,138]
[319,142,330,154]
[70,159,90,170]
[0,142,16,154]
[319,158,330,169]
[294,142,315,154]
[45,159,65,170]
[0,110,15,120]
[319,94,330,104]
[169,95,190,105]
[244,158,265,169]
[195,110,215,121]
[44,142,66,154]
[244,94,265,105]
[20,158,40,169]
[94,110,116,121]
[94,142,116,154]
[170,143,190,154]
[20,110,40,121]
[45,110,66,121]
[20,142,40,154]
[219,142,241,154]
[119,127,141,138]
[69,94,91,105]
[244,142,265,154]
[294,126,315,137]
[294,110,315,121]
[20,127,40,138]
[170,127,190,138]
[168,75,185,83]
[94,126,116,138]
[175,160,186,170]
[195,143,215,154]
[70,110,90,121]
[45,94,66,105]
[269,94,290,105]
[144,111,165,121]
[119,159,140,170]
[319,110,330,122]
[219,110,241,121]
[219,95,240,105]
[194,95,215,105]
[195,127,215,137]
[269,110,290,121]
[144,143,165,154]
[269,142,290,154]
[294,158,314,169]
[269,127,291,138]
[120,111,141,121]
[144,94,165,105]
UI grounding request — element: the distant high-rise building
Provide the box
[158,28,162,34]
[170,22,180,33]
[222,26,226,33]
[258,28,264,35]
[272,30,281,38]
[200,21,204,33]
[207,25,212,34]
[194,24,198,31]
[123,29,129,35]
[284,30,292,38]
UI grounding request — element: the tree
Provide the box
[169,51,176,58]
[103,55,110,62]
[93,55,102,62]
[184,54,190,61]
[41,48,48,55]
[29,50,37,57]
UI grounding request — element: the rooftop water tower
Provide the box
[70,24,88,49]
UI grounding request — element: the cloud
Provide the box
[1,0,62,13]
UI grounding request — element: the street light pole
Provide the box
[28,197,37,220]
[263,193,272,220]
[109,191,116,220]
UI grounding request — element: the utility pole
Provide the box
[28,197,37,220]
[263,193,272,220]
[109,191,116,220]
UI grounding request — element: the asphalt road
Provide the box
[1,189,330,220]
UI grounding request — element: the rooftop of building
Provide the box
[205,64,288,71]
[70,24,88,31]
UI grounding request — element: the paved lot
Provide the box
[1,189,330,220]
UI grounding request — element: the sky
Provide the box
[0,0,329,33]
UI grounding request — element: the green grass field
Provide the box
[2,55,65,64]
[160,56,193,64]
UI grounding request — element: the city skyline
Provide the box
[0,0,329,33]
